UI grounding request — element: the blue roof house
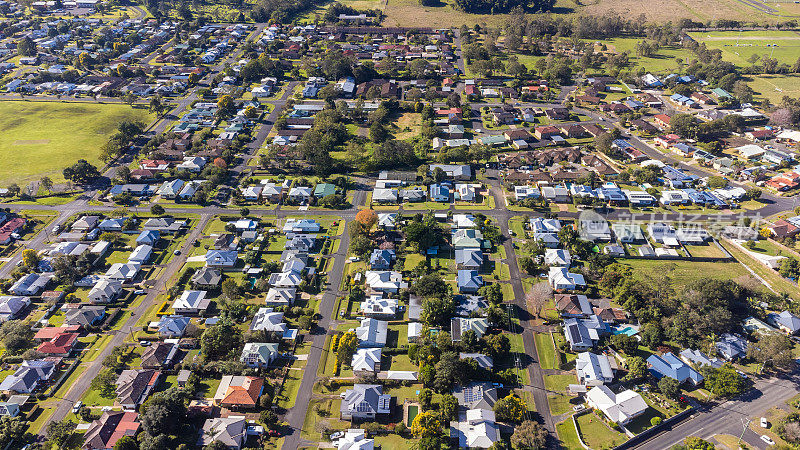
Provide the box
[457,270,483,294]
[369,249,396,270]
[715,333,748,360]
[646,352,704,385]
[137,230,160,246]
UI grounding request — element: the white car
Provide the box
[761,417,769,428]
[761,435,775,446]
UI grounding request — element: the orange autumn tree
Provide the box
[355,209,378,232]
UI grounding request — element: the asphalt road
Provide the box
[633,374,800,449]
[41,214,213,431]
[280,213,352,449]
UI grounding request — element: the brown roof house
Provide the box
[213,376,263,409]
[82,411,140,450]
[115,369,161,410]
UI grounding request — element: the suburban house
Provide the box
[450,409,499,449]
[204,250,238,268]
[265,287,297,307]
[352,347,382,374]
[576,352,615,386]
[115,369,161,409]
[355,318,388,347]
[646,352,704,385]
[250,307,287,333]
[240,342,280,368]
[155,315,190,338]
[82,411,140,450]
[88,279,123,304]
[456,270,483,294]
[197,416,246,449]
[715,333,748,360]
[767,311,800,335]
[37,332,79,356]
[0,296,30,322]
[173,290,211,315]
[141,342,179,369]
[451,317,489,341]
[548,267,586,290]
[10,273,53,296]
[0,359,55,393]
[586,385,648,425]
[191,267,222,290]
[340,384,391,420]
[214,375,264,409]
[64,305,106,328]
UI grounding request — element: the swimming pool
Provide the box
[407,405,419,426]
[613,326,638,336]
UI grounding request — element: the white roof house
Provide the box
[408,322,423,342]
[364,271,406,293]
[355,318,388,347]
[128,244,153,264]
[173,290,210,314]
[358,295,397,318]
[250,307,286,333]
[333,429,374,450]
[105,263,141,282]
[451,409,499,449]
[586,385,648,425]
[87,279,123,304]
[544,249,571,267]
[265,287,296,306]
[548,267,586,290]
[377,213,397,229]
[575,352,614,386]
[452,214,478,229]
[351,348,381,373]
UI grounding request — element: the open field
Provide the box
[747,74,800,103]
[0,101,153,186]
[623,259,751,287]
[355,0,799,28]
[688,31,800,66]
[600,38,693,74]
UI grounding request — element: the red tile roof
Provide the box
[37,332,78,355]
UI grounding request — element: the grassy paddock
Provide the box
[0,101,153,185]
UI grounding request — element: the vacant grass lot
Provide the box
[623,259,750,288]
[0,101,153,185]
[599,38,693,74]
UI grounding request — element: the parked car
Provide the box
[573,404,586,412]
[330,431,344,440]
[761,417,769,428]
[139,341,151,347]
[761,435,775,446]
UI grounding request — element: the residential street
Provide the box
[633,374,800,449]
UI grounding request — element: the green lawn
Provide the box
[534,333,558,370]
[0,101,154,185]
[556,418,583,450]
[575,412,628,449]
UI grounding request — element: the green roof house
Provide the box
[313,183,337,198]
